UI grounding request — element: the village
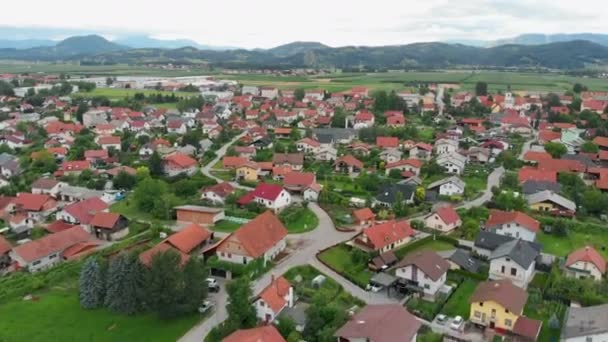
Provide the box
[0,71,607,342]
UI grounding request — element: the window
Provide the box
[259,301,265,307]
[33,260,41,266]
[511,268,517,276]
[505,309,509,313]
[504,319,512,327]
[474,311,481,318]
[479,302,484,307]
[501,266,506,273]
[424,284,430,289]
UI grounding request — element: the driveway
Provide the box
[457,166,504,209]
[200,132,252,190]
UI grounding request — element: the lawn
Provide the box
[394,237,456,259]
[0,289,200,342]
[441,279,479,318]
[74,88,195,100]
[279,206,319,233]
[110,198,174,225]
[317,244,373,288]
[536,230,608,258]
[209,170,233,181]
[211,220,241,232]
[523,290,566,342]
[406,296,446,321]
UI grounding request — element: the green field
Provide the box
[0,289,200,342]
[74,88,195,100]
[211,220,241,232]
[110,198,175,225]
[536,230,608,258]
[317,244,373,288]
[394,239,456,259]
[280,207,319,233]
[441,279,479,318]
[0,62,215,77]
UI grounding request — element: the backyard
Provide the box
[317,244,374,288]
[0,289,200,342]
[441,279,480,318]
[278,205,319,233]
[523,289,566,342]
[394,236,456,259]
[536,230,608,258]
[211,220,241,232]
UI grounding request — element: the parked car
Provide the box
[450,316,464,331]
[206,278,219,292]
[198,300,214,314]
[366,283,383,292]
[436,314,448,325]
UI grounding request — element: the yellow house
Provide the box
[236,162,259,182]
[469,280,526,332]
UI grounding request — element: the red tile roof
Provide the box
[0,235,12,255]
[63,197,108,224]
[353,207,375,222]
[593,136,608,148]
[139,242,190,267]
[217,211,288,258]
[512,316,543,340]
[470,279,528,313]
[164,153,197,168]
[376,136,399,148]
[523,151,552,162]
[12,226,96,263]
[60,160,91,172]
[165,223,212,254]
[257,276,291,312]
[85,149,108,159]
[565,246,606,274]
[385,159,423,169]
[518,167,557,183]
[223,156,248,168]
[362,220,414,250]
[238,183,285,205]
[435,206,461,225]
[46,220,78,233]
[538,130,561,143]
[537,159,586,173]
[335,304,421,342]
[283,171,315,188]
[90,212,121,229]
[202,182,235,198]
[335,155,364,169]
[223,326,286,342]
[13,193,54,211]
[98,135,121,145]
[486,209,540,232]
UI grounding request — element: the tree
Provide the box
[331,107,347,128]
[475,82,488,96]
[573,83,587,93]
[148,151,164,176]
[226,277,257,329]
[294,88,305,101]
[493,191,526,211]
[76,102,89,124]
[544,142,568,158]
[31,150,57,174]
[133,177,169,212]
[388,168,402,179]
[415,186,426,204]
[372,90,388,112]
[79,258,104,309]
[104,253,140,314]
[113,171,137,190]
[146,250,183,319]
[0,80,14,96]
[546,93,562,107]
[581,141,599,153]
[181,257,208,314]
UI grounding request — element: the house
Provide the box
[334,304,421,342]
[470,279,542,339]
[56,197,108,225]
[427,176,465,197]
[96,135,121,151]
[283,171,315,193]
[376,136,399,149]
[424,206,462,232]
[296,138,321,154]
[355,220,414,253]
[395,250,450,298]
[384,159,423,176]
[223,156,248,169]
[521,180,561,195]
[315,145,337,162]
[352,207,375,226]
[236,161,260,182]
[440,249,482,273]
[303,183,322,202]
[163,153,198,177]
[518,166,557,183]
[0,153,21,178]
[374,183,415,207]
[435,138,458,154]
[465,147,491,164]
[485,210,540,242]
[436,152,467,174]
[272,153,304,171]
[90,212,129,241]
[30,178,64,197]
[201,182,235,204]
[12,192,58,222]
[174,205,225,225]
[139,242,190,267]
[167,120,187,134]
[261,87,279,99]
[353,110,375,129]
[561,304,608,342]
[237,183,292,212]
[57,160,91,176]
[222,326,286,342]
[10,226,100,272]
[379,148,403,164]
[84,149,109,164]
[165,223,212,254]
[489,239,539,288]
[525,190,576,216]
[334,155,363,176]
[473,231,540,258]
[216,211,288,265]
[564,246,606,281]
[410,143,433,160]
[255,275,294,323]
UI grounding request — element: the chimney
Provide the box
[270,274,275,284]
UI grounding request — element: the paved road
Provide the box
[200,132,252,190]
[436,85,445,115]
[457,166,505,209]
[518,132,538,160]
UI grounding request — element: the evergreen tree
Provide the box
[148,151,164,176]
[104,253,131,313]
[180,257,208,313]
[146,250,183,319]
[79,258,104,309]
[226,277,257,329]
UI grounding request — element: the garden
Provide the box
[317,244,374,288]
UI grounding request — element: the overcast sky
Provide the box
[0,0,606,48]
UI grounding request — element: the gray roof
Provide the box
[475,231,514,251]
[375,184,415,204]
[313,128,356,141]
[490,239,540,269]
[562,304,608,339]
[0,153,16,166]
[279,303,309,328]
[370,272,398,287]
[522,181,561,195]
[526,190,576,211]
[448,249,482,273]
[58,185,104,200]
[427,176,465,190]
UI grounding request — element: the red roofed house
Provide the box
[139,242,190,267]
[352,207,375,227]
[223,156,248,169]
[283,171,315,192]
[387,114,406,127]
[96,135,121,150]
[216,211,288,265]
[334,155,363,176]
[522,151,552,164]
[201,182,235,204]
[564,246,606,281]
[376,136,399,149]
[223,326,286,342]
[237,183,292,212]
[410,143,433,160]
[165,223,212,254]
[537,158,586,174]
[84,149,109,164]
[518,166,557,184]
[353,110,375,128]
[254,275,294,323]
[163,153,198,177]
[593,136,608,151]
[10,226,100,272]
[485,209,540,242]
[58,160,91,176]
[90,212,129,241]
[11,192,58,224]
[56,197,108,226]
[356,220,414,253]
[385,159,423,176]
[538,130,561,145]
[424,206,462,232]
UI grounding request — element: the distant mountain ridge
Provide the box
[1,35,608,70]
[447,33,608,48]
[113,35,238,50]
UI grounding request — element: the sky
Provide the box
[0,0,606,49]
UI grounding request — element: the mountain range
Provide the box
[1,35,608,70]
[447,33,608,48]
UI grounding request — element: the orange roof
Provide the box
[223,326,286,342]
[362,220,414,250]
[274,127,292,134]
[217,211,287,258]
[353,207,375,222]
[90,212,121,229]
[223,156,248,168]
[165,224,212,254]
[486,209,540,232]
[386,159,423,169]
[12,226,96,263]
[257,276,291,312]
[593,136,608,148]
[139,242,190,266]
[164,153,197,168]
[335,155,363,169]
[523,151,552,162]
[13,193,54,211]
[0,235,12,255]
[565,246,606,274]
[283,171,315,187]
[518,167,557,183]
[537,159,586,173]
[376,136,399,148]
[435,206,460,225]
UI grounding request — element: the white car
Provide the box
[450,316,464,330]
[206,278,219,292]
[436,314,448,325]
[366,284,383,292]
[198,300,214,314]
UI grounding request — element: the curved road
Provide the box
[201,132,252,190]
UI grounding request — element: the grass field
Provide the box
[0,289,200,342]
[536,230,608,258]
[317,244,373,288]
[74,88,195,100]
[0,62,214,77]
[280,207,319,233]
[210,220,241,232]
[441,279,479,318]
[394,239,456,259]
[110,199,174,226]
